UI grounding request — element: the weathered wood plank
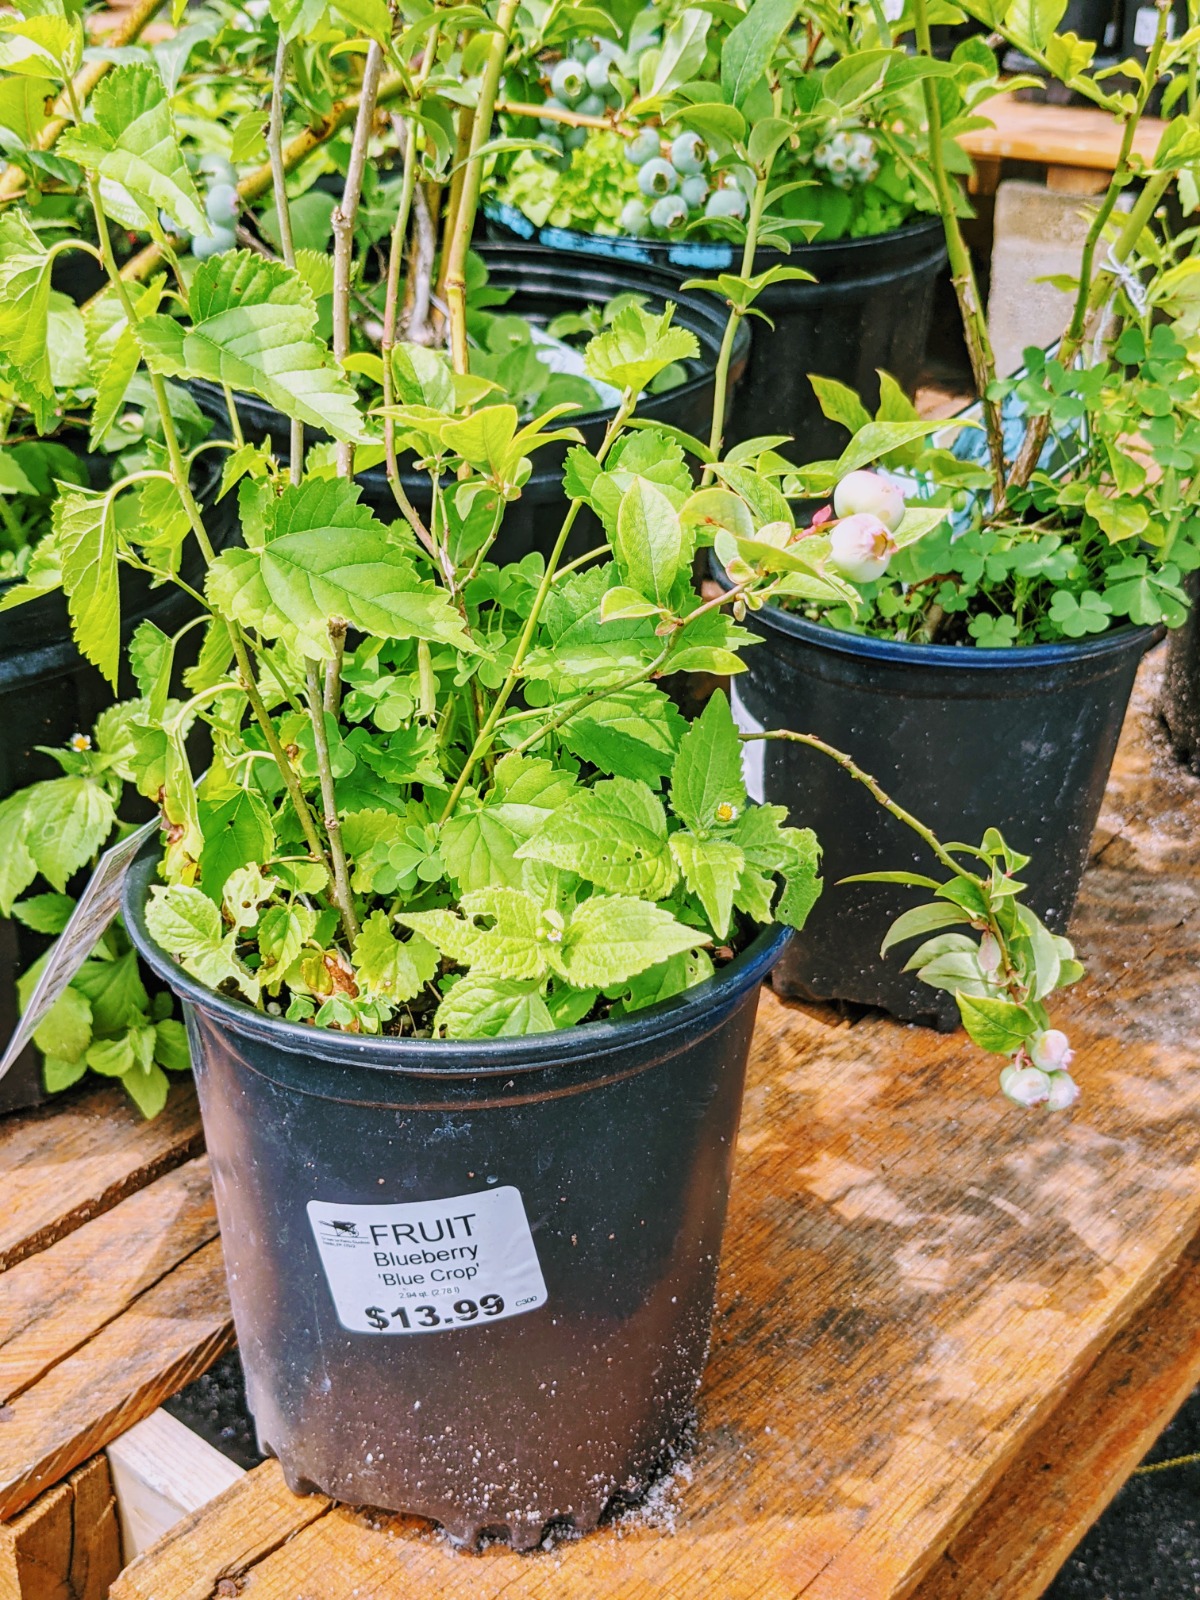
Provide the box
[107,1409,244,1562]
[0,1456,121,1600]
[0,1084,202,1272]
[106,654,1200,1599]
[959,92,1165,171]
[0,1159,217,1404]
[912,1231,1200,1599]
[0,1240,232,1522]
[109,1461,330,1600]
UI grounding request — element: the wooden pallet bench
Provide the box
[959,92,1167,195]
[105,648,1200,1600]
[0,1082,232,1597]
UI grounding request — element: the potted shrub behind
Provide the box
[4,0,1080,1547]
[722,0,1197,1024]
[485,1,954,459]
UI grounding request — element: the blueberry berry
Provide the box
[704,186,747,221]
[620,198,649,235]
[549,58,586,103]
[670,131,709,174]
[650,194,688,231]
[638,157,677,198]
[626,126,661,166]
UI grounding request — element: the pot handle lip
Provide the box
[123,844,792,1079]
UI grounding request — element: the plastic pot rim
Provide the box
[123,847,790,1080]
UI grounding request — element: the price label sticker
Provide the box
[0,817,159,1085]
[307,1186,548,1334]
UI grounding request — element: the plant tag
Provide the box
[729,684,765,804]
[0,817,159,1084]
[307,1186,549,1335]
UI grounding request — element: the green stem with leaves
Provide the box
[704,168,770,473]
[305,661,358,944]
[268,36,304,485]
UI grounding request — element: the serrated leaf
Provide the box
[554,894,706,988]
[670,690,745,836]
[72,946,148,1034]
[257,902,315,989]
[398,888,550,982]
[434,974,554,1039]
[138,252,368,444]
[24,776,116,891]
[32,983,92,1063]
[517,776,678,899]
[183,619,235,693]
[0,212,53,422]
[584,302,699,396]
[84,278,164,447]
[558,682,685,786]
[352,910,438,1002]
[671,832,743,939]
[198,788,274,904]
[52,487,120,687]
[154,1017,191,1072]
[144,883,259,1002]
[58,65,208,235]
[776,827,822,930]
[207,477,473,658]
[13,891,74,933]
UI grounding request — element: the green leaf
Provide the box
[352,910,439,1002]
[144,883,259,1002]
[810,375,873,434]
[54,487,120,687]
[0,790,39,913]
[721,0,801,109]
[44,1055,88,1094]
[72,947,148,1035]
[776,828,822,930]
[831,421,954,479]
[32,983,92,1064]
[138,252,368,444]
[957,991,1040,1055]
[555,894,706,988]
[517,776,678,898]
[153,1018,191,1072]
[120,1058,171,1118]
[207,478,473,658]
[198,788,275,903]
[613,477,691,607]
[256,902,314,988]
[670,690,746,835]
[0,212,53,423]
[639,6,710,102]
[400,887,552,981]
[24,776,116,892]
[13,891,74,934]
[670,833,744,939]
[84,279,164,448]
[584,302,699,396]
[434,974,555,1039]
[880,901,972,956]
[0,73,53,142]
[329,0,392,42]
[58,65,208,236]
[557,683,685,786]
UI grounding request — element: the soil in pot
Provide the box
[729,603,1157,1029]
[0,452,238,1115]
[191,242,748,568]
[484,211,948,464]
[125,847,787,1550]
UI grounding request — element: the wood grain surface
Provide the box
[0,1456,121,1600]
[108,651,1200,1598]
[959,92,1166,170]
[0,1083,202,1272]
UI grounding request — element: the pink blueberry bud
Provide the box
[832,469,906,532]
[978,932,1002,976]
[1000,1064,1053,1108]
[1028,1028,1075,1073]
[1045,1072,1080,1111]
[829,512,895,583]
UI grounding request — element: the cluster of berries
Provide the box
[812,129,880,191]
[538,40,627,161]
[177,153,239,258]
[824,470,906,583]
[619,127,747,236]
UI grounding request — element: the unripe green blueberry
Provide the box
[550,58,586,103]
[577,91,606,117]
[1028,1028,1075,1073]
[562,123,588,152]
[1045,1072,1080,1111]
[569,37,596,60]
[833,469,906,532]
[198,153,236,185]
[638,157,677,197]
[585,53,612,91]
[538,132,565,158]
[627,126,661,166]
[205,182,239,225]
[192,224,237,260]
[705,186,747,221]
[650,193,688,231]
[543,95,567,114]
[670,131,709,174]
[620,198,649,235]
[680,174,709,210]
[828,512,895,582]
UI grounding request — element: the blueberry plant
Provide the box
[0,0,1085,1111]
[764,0,1200,647]
[489,0,977,245]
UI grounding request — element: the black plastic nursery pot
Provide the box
[1160,578,1200,774]
[124,847,788,1548]
[485,209,948,463]
[729,600,1158,1029]
[191,243,748,566]
[0,457,236,1115]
